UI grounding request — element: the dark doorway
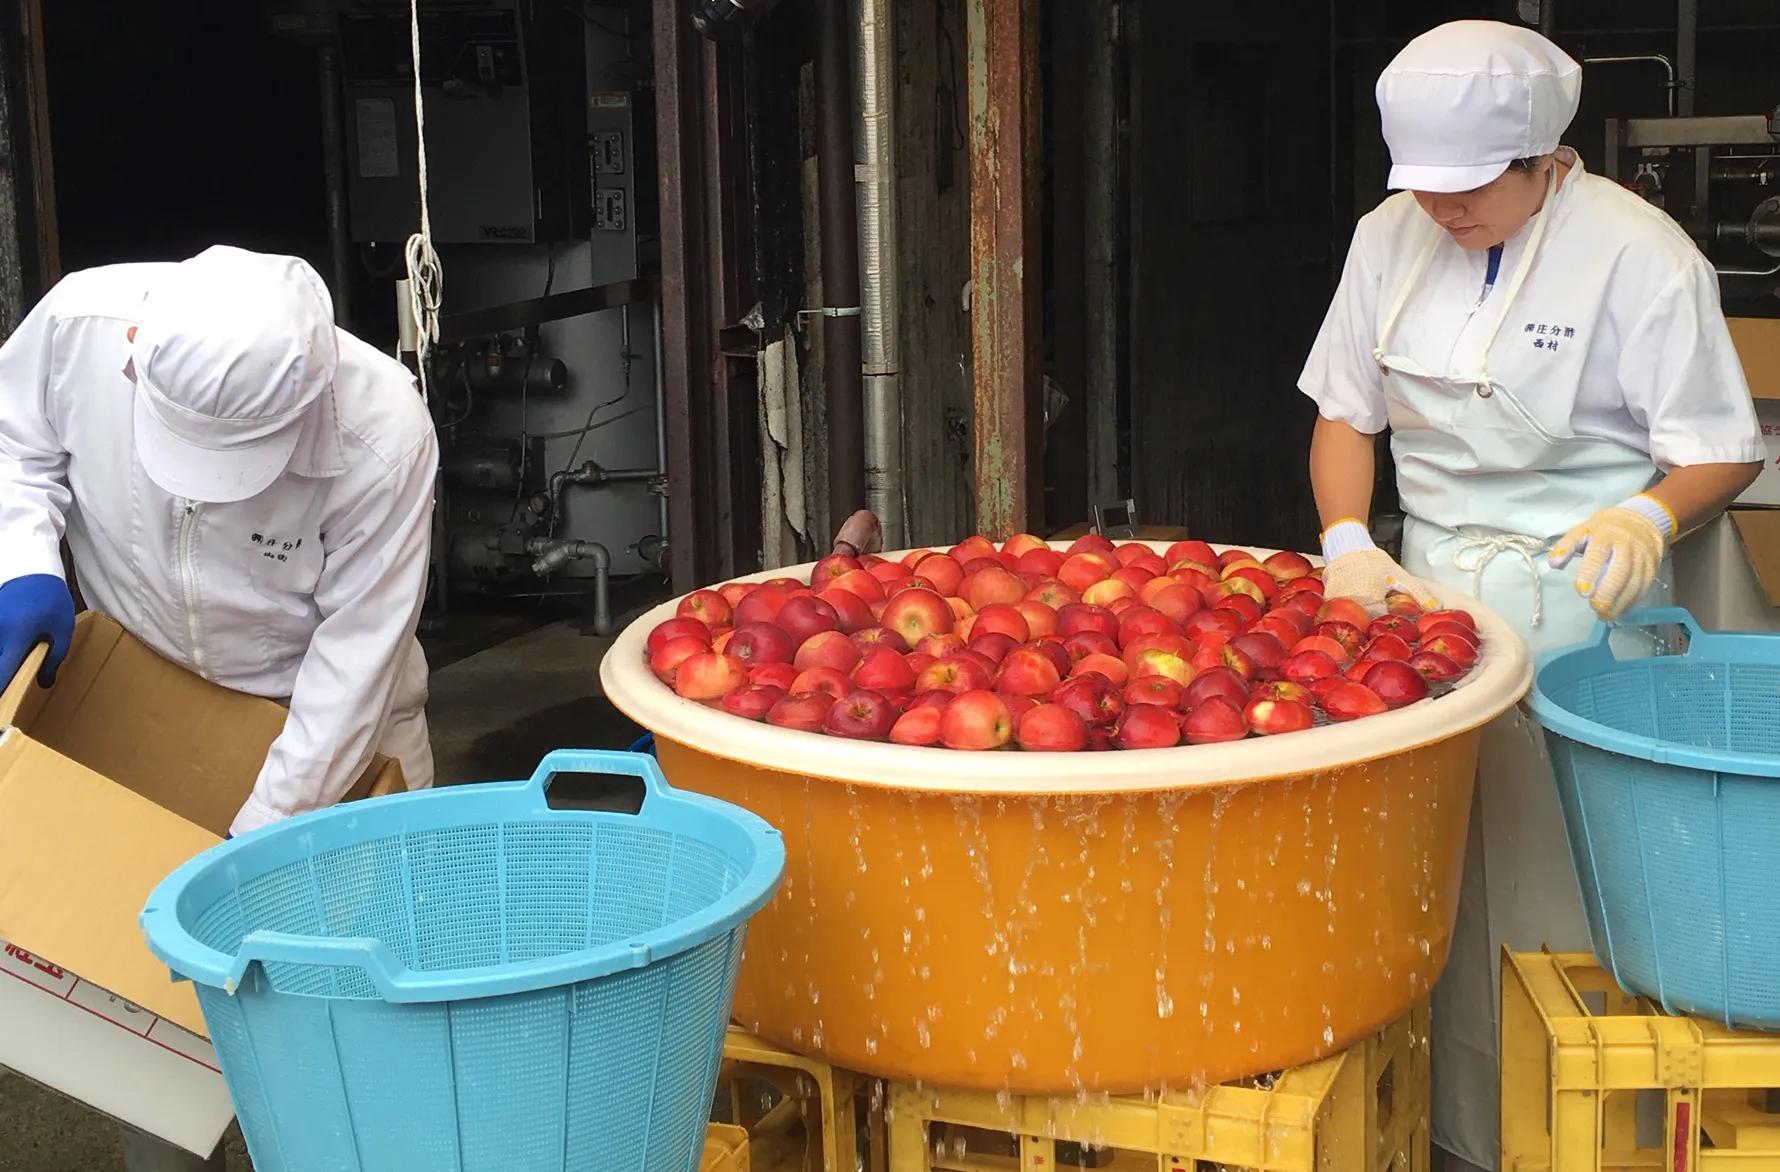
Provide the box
[1126,1,1333,550]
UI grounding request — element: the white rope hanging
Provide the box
[403,0,443,400]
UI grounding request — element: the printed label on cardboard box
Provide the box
[1,940,218,1072]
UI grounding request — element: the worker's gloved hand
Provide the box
[1549,495,1675,621]
[0,574,75,689]
[832,509,883,558]
[1319,520,1441,613]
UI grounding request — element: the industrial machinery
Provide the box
[1606,107,1780,300]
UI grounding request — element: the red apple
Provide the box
[1282,590,1325,618]
[830,569,886,603]
[750,662,799,690]
[1113,704,1182,750]
[1230,631,1289,672]
[973,603,1032,643]
[1051,675,1123,727]
[1066,533,1117,556]
[677,589,732,629]
[1112,566,1156,593]
[767,691,837,731]
[1070,652,1128,685]
[1252,680,1314,705]
[940,690,1015,750]
[963,567,1026,611]
[794,630,861,674]
[882,588,956,648]
[674,652,749,703]
[1225,564,1280,601]
[733,584,794,627]
[790,666,851,700]
[1124,676,1185,710]
[1263,606,1316,637]
[1386,592,1426,617]
[778,595,841,645]
[1015,601,1060,639]
[647,617,711,658]
[1361,634,1415,663]
[1317,597,1372,629]
[1025,638,1073,679]
[1183,666,1249,712]
[1024,579,1079,610]
[1320,682,1389,722]
[953,649,999,678]
[1059,553,1117,592]
[1214,592,1265,624]
[916,655,993,696]
[1017,703,1089,752]
[1410,650,1463,683]
[811,553,861,585]
[1130,647,1195,687]
[867,561,912,586]
[1418,609,1478,636]
[909,553,965,597]
[1244,697,1314,736]
[1148,583,1204,626]
[1117,606,1176,646]
[1220,550,1263,571]
[1364,660,1431,708]
[651,634,709,683]
[852,645,917,693]
[852,627,911,655]
[1281,649,1341,684]
[823,689,898,740]
[1421,633,1480,669]
[728,622,796,667]
[1290,634,1352,664]
[1063,631,1120,662]
[916,633,967,659]
[722,683,785,720]
[1263,550,1315,580]
[1316,621,1367,658]
[1082,579,1136,608]
[996,647,1064,696]
[1166,540,1219,568]
[951,535,999,562]
[1059,603,1120,640]
[1420,621,1480,648]
[1366,615,1419,641]
[1185,609,1245,643]
[1016,548,1067,578]
[1183,697,1247,744]
[816,587,876,634]
[968,633,1020,663]
[889,705,944,746]
[717,582,755,608]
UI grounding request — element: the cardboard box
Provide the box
[0,613,403,1156]
[1673,509,1780,633]
[1740,400,1780,507]
[1728,317,1780,400]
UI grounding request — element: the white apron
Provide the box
[1371,168,1671,1169]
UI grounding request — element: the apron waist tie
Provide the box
[1449,532,1550,629]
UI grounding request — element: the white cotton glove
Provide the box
[1548,494,1675,621]
[1318,520,1442,612]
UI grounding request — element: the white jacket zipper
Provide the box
[178,500,206,673]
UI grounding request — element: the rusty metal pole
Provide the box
[815,0,867,526]
[966,0,1043,540]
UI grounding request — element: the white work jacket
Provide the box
[0,263,438,835]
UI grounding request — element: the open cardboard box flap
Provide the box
[1729,317,1780,401]
[0,613,402,1035]
[1731,509,1780,608]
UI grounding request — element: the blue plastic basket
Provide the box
[1529,607,1780,1029]
[140,749,784,1172]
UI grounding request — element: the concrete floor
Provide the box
[0,609,648,1170]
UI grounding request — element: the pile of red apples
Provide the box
[643,534,1483,752]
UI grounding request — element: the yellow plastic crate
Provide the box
[705,1122,753,1172]
[1503,950,1780,1172]
[885,1000,1428,1172]
[719,1025,888,1172]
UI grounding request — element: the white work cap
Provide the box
[131,246,341,504]
[1376,20,1581,193]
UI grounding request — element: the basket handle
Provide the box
[227,932,417,1000]
[521,748,670,810]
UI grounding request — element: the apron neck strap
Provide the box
[1374,223,1443,361]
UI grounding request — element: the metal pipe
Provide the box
[814,0,866,529]
[1676,0,1697,117]
[852,0,903,550]
[527,539,613,634]
[548,460,661,530]
[652,299,670,551]
[1581,55,1677,117]
[464,356,568,396]
[316,41,352,326]
[1082,0,1121,508]
[1538,0,1556,39]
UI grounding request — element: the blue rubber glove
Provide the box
[0,574,75,688]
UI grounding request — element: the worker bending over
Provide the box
[0,245,438,839]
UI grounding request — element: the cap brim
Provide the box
[133,393,301,504]
[1387,159,1513,193]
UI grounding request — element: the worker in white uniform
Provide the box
[1299,22,1765,1171]
[0,245,438,844]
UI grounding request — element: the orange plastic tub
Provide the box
[601,546,1530,1094]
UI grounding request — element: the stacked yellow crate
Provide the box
[1503,951,1780,1171]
